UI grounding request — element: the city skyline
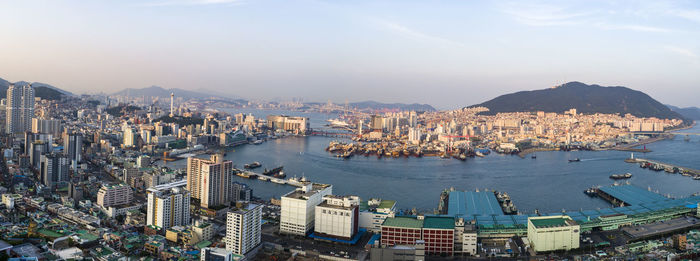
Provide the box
[1,0,699,109]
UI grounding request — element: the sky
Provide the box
[0,0,699,109]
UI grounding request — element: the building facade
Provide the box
[97,183,133,208]
[226,204,262,256]
[187,155,234,209]
[527,215,580,252]
[5,84,34,134]
[280,183,333,235]
[314,195,360,240]
[146,180,191,229]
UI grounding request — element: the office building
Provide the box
[527,215,580,252]
[226,204,262,256]
[280,183,333,235]
[147,180,191,229]
[5,84,34,134]
[314,195,360,240]
[97,183,133,208]
[187,155,233,209]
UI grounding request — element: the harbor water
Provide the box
[161,109,700,213]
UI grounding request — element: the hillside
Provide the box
[470,82,684,120]
[0,77,69,100]
[667,105,700,120]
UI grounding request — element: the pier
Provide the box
[625,157,700,178]
[234,168,307,187]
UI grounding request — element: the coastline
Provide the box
[517,147,560,158]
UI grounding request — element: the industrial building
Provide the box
[380,216,456,256]
[313,195,360,240]
[279,183,333,236]
[359,198,397,233]
[527,215,580,252]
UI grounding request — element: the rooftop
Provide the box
[448,190,504,217]
[599,185,668,206]
[282,183,331,200]
[423,216,455,230]
[382,216,424,229]
[529,217,576,228]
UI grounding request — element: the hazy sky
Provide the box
[1,0,699,109]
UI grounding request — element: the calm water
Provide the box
[163,109,700,213]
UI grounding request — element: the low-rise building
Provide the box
[527,215,580,252]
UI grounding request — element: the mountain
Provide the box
[112,86,238,100]
[667,104,700,120]
[470,81,684,120]
[0,77,70,100]
[349,101,436,112]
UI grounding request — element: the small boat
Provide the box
[531,154,537,159]
[568,158,581,162]
[685,136,691,142]
[694,176,700,180]
[475,151,485,157]
[610,173,632,180]
[584,187,598,196]
[244,162,262,169]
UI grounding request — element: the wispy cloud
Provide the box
[664,45,698,59]
[500,2,593,26]
[500,2,676,33]
[596,23,673,33]
[140,0,244,7]
[379,20,468,48]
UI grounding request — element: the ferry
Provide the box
[568,158,581,162]
[610,173,632,180]
[327,119,350,128]
[244,162,262,169]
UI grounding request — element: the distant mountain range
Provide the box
[0,77,71,100]
[112,86,242,100]
[470,81,684,120]
[667,105,700,120]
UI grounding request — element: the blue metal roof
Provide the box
[448,191,504,217]
[599,185,669,206]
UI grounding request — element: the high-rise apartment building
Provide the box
[225,204,262,256]
[5,84,34,134]
[187,155,233,209]
[63,131,82,168]
[147,180,191,229]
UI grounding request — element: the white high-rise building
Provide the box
[226,204,262,256]
[5,84,34,134]
[146,180,190,229]
[97,183,133,208]
[280,183,333,235]
[314,195,360,240]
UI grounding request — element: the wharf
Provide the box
[234,168,306,187]
[626,158,700,177]
[596,185,669,207]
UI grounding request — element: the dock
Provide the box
[234,168,307,187]
[625,157,700,178]
[596,185,669,207]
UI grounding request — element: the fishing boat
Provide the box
[531,154,537,159]
[610,173,632,180]
[568,158,581,162]
[244,162,262,169]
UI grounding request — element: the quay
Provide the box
[234,168,307,187]
[625,157,700,178]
